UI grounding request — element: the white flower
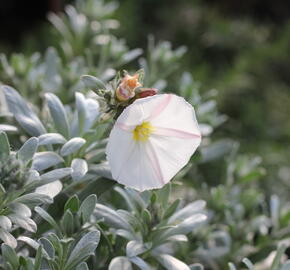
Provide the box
[106,94,201,191]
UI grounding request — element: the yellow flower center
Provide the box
[133,122,154,142]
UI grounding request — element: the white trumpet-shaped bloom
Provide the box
[106,94,201,191]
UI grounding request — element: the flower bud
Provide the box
[116,73,142,101]
[136,88,158,99]
[0,154,29,191]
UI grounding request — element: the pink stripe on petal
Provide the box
[148,94,172,121]
[153,126,201,139]
[146,142,165,185]
[116,122,134,132]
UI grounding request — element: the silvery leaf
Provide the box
[60,137,86,156]
[32,152,63,171]
[38,133,67,146]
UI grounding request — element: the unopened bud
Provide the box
[116,73,142,101]
[136,88,158,99]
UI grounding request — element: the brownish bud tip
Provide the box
[137,88,158,99]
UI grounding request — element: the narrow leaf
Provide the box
[17,137,38,162]
[81,75,106,90]
[61,210,74,235]
[40,168,72,182]
[78,194,97,223]
[0,131,10,156]
[17,236,39,250]
[32,152,63,171]
[14,193,53,208]
[2,85,46,136]
[1,244,19,269]
[76,262,89,270]
[0,229,17,248]
[8,214,37,233]
[38,133,67,146]
[157,254,190,270]
[109,257,133,270]
[45,93,70,138]
[0,216,12,231]
[60,137,86,156]
[64,195,80,213]
[71,158,88,181]
[39,237,55,259]
[126,240,147,257]
[35,206,61,232]
[65,231,100,269]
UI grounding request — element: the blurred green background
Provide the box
[1,0,290,186]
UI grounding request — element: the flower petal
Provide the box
[148,134,201,182]
[146,94,172,120]
[149,94,201,137]
[115,122,134,132]
[117,143,162,191]
[106,126,136,177]
[107,127,167,191]
[116,94,171,127]
[153,126,201,139]
[145,141,165,186]
[116,101,144,127]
